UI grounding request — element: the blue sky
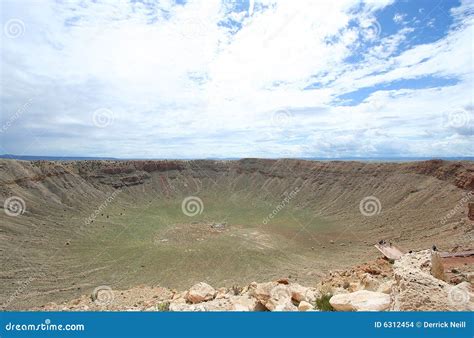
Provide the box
[0,0,472,158]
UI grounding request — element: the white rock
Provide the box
[232,304,250,311]
[169,302,207,311]
[360,273,379,291]
[289,283,309,302]
[252,282,277,302]
[377,281,395,294]
[329,290,391,311]
[186,282,216,304]
[266,284,295,311]
[215,287,229,299]
[298,301,314,311]
[273,300,298,311]
[230,295,260,311]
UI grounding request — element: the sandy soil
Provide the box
[0,158,472,309]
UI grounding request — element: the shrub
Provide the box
[315,294,335,311]
[156,302,170,311]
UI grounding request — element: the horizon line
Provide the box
[1,154,473,162]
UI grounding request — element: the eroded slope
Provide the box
[0,159,472,309]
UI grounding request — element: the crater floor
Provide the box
[1,159,472,309]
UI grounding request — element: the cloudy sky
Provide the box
[0,0,472,158]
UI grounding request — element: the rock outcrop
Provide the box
[329,290,391,311]
[186,282,216,304]
[390,250,473,311]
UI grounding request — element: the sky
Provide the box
[0,0,473,159]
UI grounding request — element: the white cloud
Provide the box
[0,0,472,158]
[393,13,406,24]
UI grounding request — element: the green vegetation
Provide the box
[65,194,335,292]
[315,294,335,312]
[156,302,170,311]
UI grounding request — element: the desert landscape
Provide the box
[1,158,472,311]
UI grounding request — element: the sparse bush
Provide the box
[156,301,170,311]
[315,294,335,312]
[231,285,242,295]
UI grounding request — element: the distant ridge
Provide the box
[303,156,474,162]
[0,154,473,162]
[0,154,117,161]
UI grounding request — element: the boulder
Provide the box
[360,273,379,291]
[230,295,262,311]
[272,300,298,311]
[215,287,229,299]
[430,251,446,281]
[186,282,216,304]
[298,301,314,311]
[330,290,391,311]
[169,302,207,311]
[289,283,309,302]
[377,281,395,294]
[276,278,290,285]
[251,282,297,311]
[251,282,278,305]
[170,294,267,312]
[265,284,293,311]
[232,303,250,311]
